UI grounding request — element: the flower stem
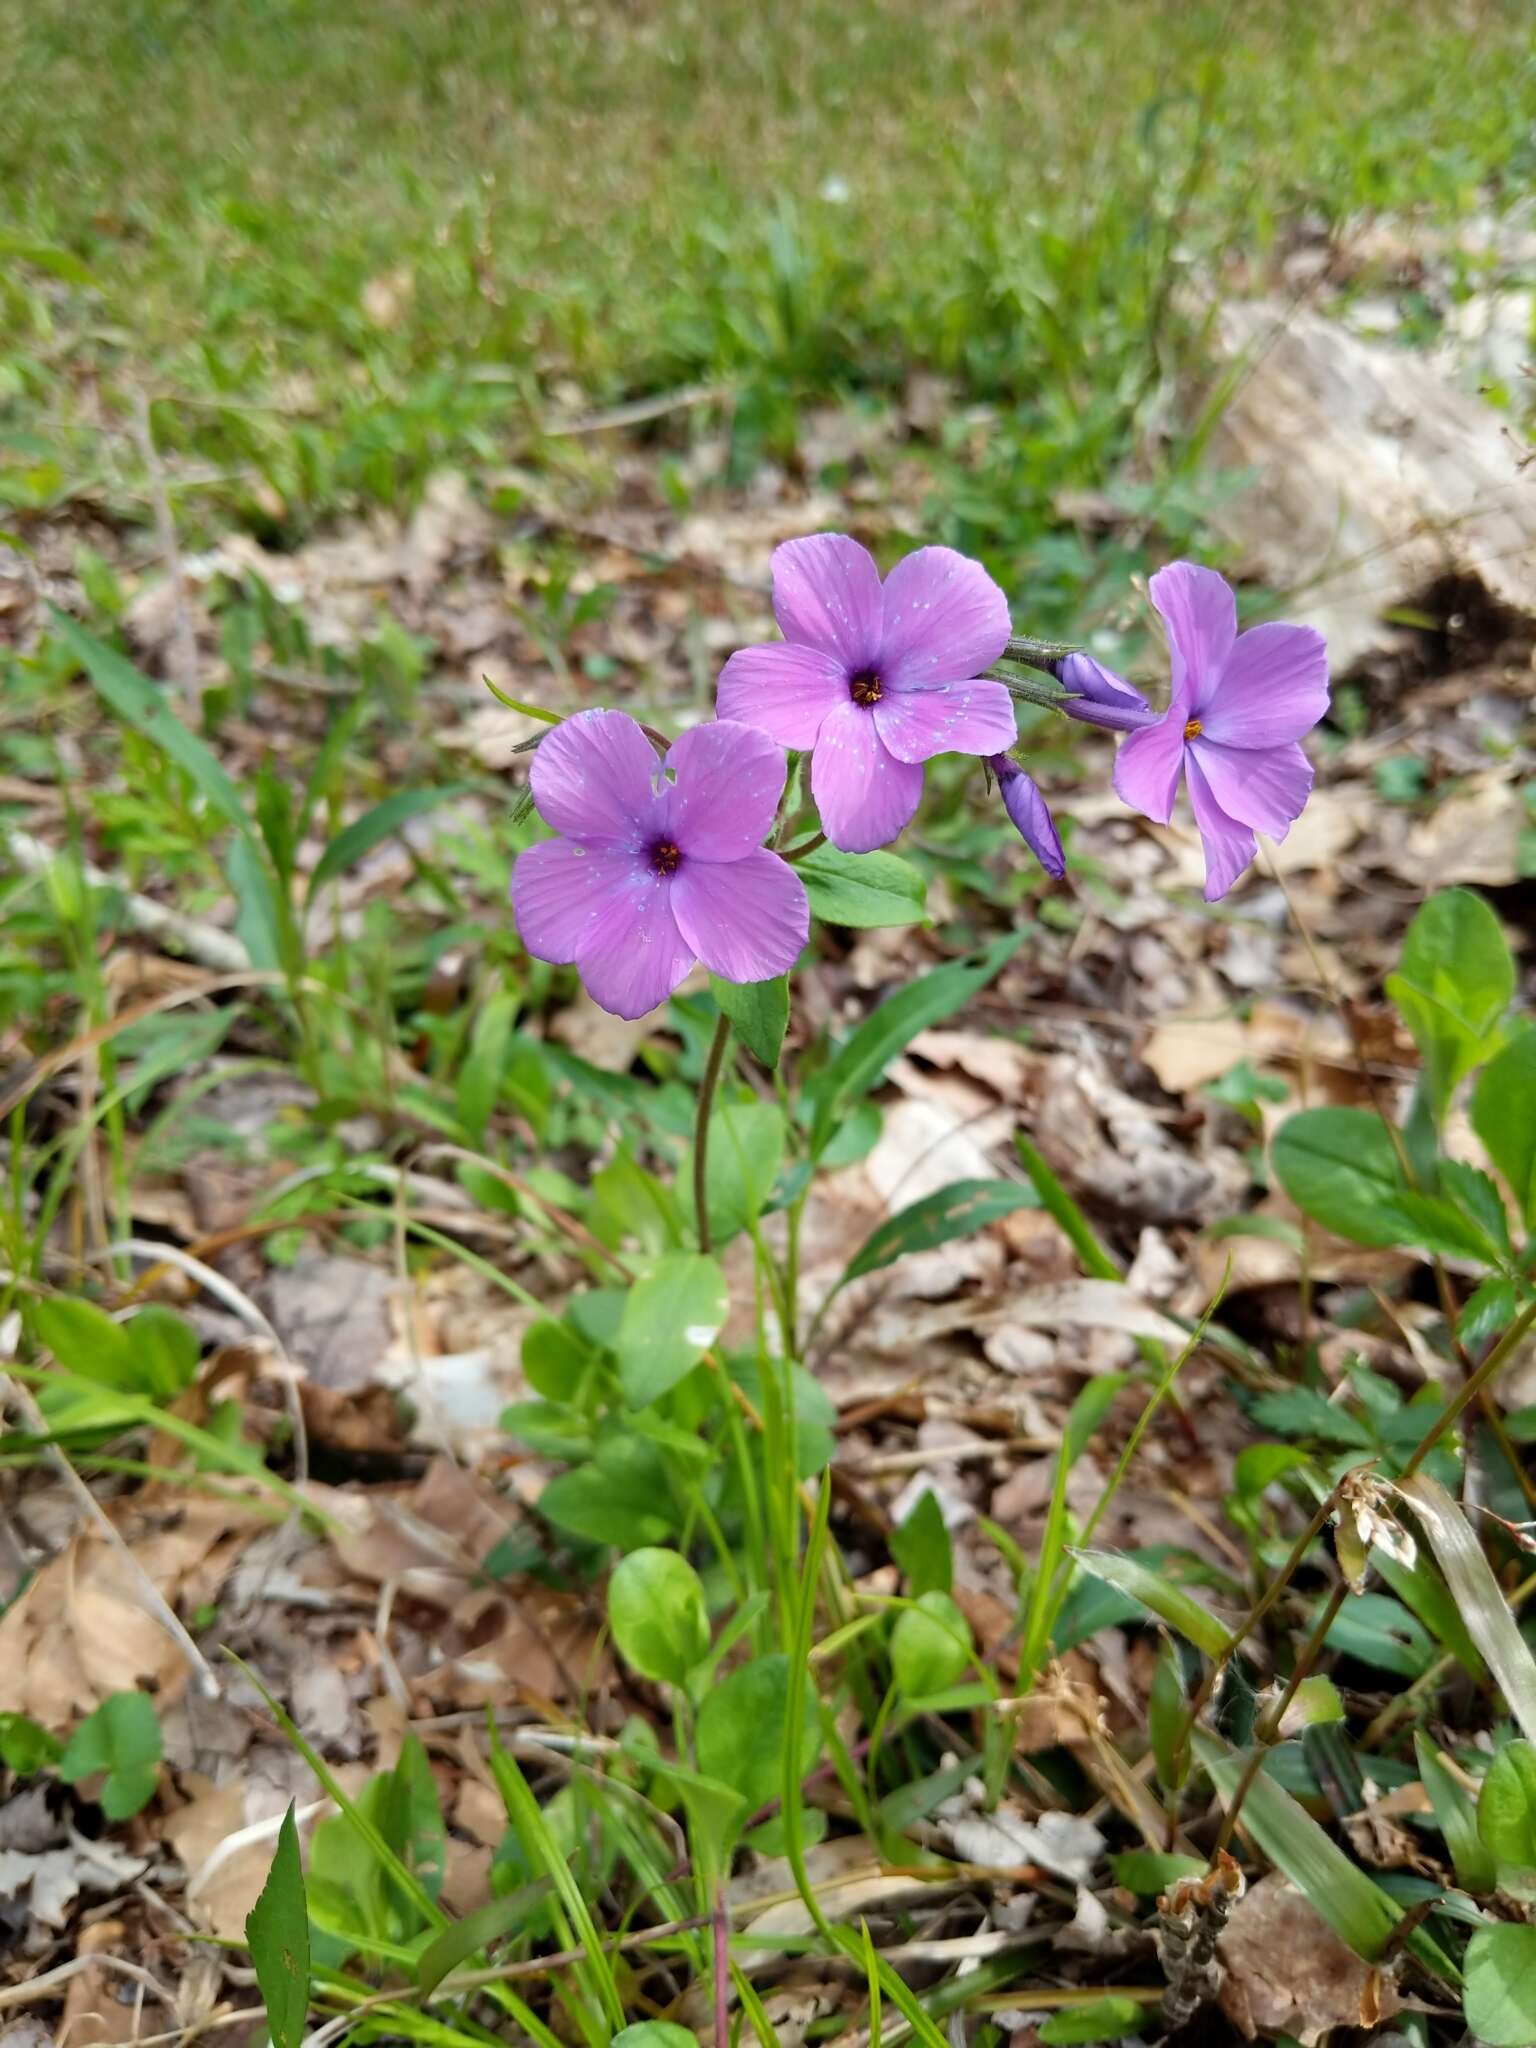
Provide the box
[694,1013,732,1256]
[1211,1577,1349,1856]
[782,831,826,863]
[1400,1295,1536,1480]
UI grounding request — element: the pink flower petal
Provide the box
[512,838,646,965]
[877,546,1012,690]
[992,759,1065,878]
[1188,736,1313,839]
[574,869,695,1020]
[872,678,1016,763]
[1149,561,1236,709]
[715,643,846,748]
[1112,713,1187,825]
[529,709,661,846]
[1057,651,1156,731]
[671,846,809,984]
[1198,623,1330,748]
[661,719,787,860]
[771,533,883,669]
[810,701,924,852]
[1185,752,1258,901]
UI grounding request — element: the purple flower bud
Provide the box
[1057,650,1157,731]
[988,755,1065,879]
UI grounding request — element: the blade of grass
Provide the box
[1398,1472,1536,1743]
[485,1722,626,2036]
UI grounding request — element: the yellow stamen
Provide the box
[1183,717,1203,740]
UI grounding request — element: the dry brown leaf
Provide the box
[0,1494,266,1729]
[1405,773,1526,885]
[60,1922,167,2048]
[1217,1875,1403,2044]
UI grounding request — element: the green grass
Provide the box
[2,0,1534,538]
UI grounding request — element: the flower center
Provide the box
[849,669,884,707]
[649,839,682,876]
[1183,717,1203,740]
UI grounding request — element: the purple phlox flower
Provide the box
[511,710,808,1020]
[1055,649,1158,732]
[716,533,1017,854]
[987,755,1065,879]
[1112,562,1329,902]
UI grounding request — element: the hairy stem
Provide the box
[694,1013,732,1256]
[1401,1296,1536,1480]
[1211,1578,1349,1855]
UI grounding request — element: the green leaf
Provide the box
[245,1803,311,2048]
[1149,1634,1189,1790]
[1014,1136,1121,1280]
[124,1305,201,1401]
[380,1733,447,1900]
[889,1489,953,1598]
[416,1880,552,1993]
[610,2025,702,2048]
[1401,1473,1536,1745]
[615,1252,728,1406]
[1478,1740,1536,1868]
[1108,1851,1206,1894]
[1387,888,1513,1120]
[709,974,790,1068]
[810,934,1020,1152]
[700,1102,784,1244]
[1465,1924,1536,2047]
[607,1548,710,1685]
[890,1591,972,1698]
[1038,1998,1151,2044]
[1325,1591,1435,1677]
[1194,1731,1459,1980]
[0,1712,63,1773]
[538,1440,677,1549]
[456,990,519,1143]
[1460,1275,1521,1348]
[1415,1733,1496,1893]
[1473,1030,1536,1226]
[58,1690,163,1819]
[841,1178,1038,1285]
[53,612,248,830]
[1069,1549,1233,1658]
[32,1297,137,1389]
[1441,1158,1513,1257]
[306,786,466,905]
[1270,1107,1414,1248]
[696,1654,820,1815]
[1246,1384,1375,1448]
[796,844,928,928]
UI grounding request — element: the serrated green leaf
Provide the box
[245,1803,310,2048]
